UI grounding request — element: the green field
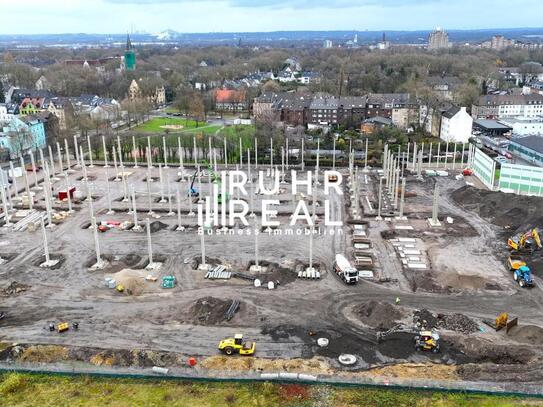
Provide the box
[134,117,217,134]
[0,373,539,407]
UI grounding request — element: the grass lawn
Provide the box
[134,117,208,133]
[0,373,539,407]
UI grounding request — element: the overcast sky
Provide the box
[1,0,543,34]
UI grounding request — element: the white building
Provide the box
[440,106,473,143]
[0,105,12,122]
[500,117,543,136]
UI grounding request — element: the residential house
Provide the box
[214,89,247,112]
[366,93,415,129]
[19,100,41,115]
[90,104,121,122]
[439,106,473,143]
[337,96,367,125]
[128,80,166,107]
[253,92,284,122]
[284,57,302,72]
[499,117,543,137]
[128,79,141,100]
[35,75,50,91]
[298,72,320,85]
[0,104,14,122]
[45,97,73,131]
[361,116,393,135]
[276,69,298,83]
[71,94,120,114]
[10,88,53,105]
[427,76,461,101]
[308,95,339,125]
[281,94,311,126]
[472,94,543,119]
[0,115,46,157]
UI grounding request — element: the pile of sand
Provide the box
[352,363,458,381]
[201,356,333,374]
[20,345,69,363]
[110,269,146,296]
[160,124,184,130]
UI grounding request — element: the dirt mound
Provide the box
[148,221,169,233]
[109,269,146,296]
[186,297,243,325]
[449,336,535,365]
[201,356,333,374]
[1,282,30,297]
[354,363,458,381]
[353,301,406,331]
[508,325,543,345]
[452,186,543,229]
[19,345,69,363]
[414,309,478,334]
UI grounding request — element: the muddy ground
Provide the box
[1,162,543,388]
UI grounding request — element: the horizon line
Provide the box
[1,26,543,37]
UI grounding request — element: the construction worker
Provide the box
[395,297,401,305]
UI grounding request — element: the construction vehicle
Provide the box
[483,313,518,333]
[218,334,256,356]
[414,330,440,353]
[508,228,542,254]
[376,324,413,342]
[188,170,199,197]
[334,254,359,285]
[507,255,535,288]
[56,322,70,333]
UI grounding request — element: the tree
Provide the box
[189,93,205,126]
[8,127,34,159]
[262,80,280,92]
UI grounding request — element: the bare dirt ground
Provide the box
[1,159,543,388]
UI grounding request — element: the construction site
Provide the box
[1,137,543,393]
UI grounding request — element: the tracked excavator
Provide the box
[508,228,542,254]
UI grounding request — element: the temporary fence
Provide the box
[1,361,543,398]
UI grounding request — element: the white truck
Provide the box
[334,254,359,285]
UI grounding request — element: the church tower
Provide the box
[124,34,136,71]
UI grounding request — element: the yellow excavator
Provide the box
[508,228,542,254]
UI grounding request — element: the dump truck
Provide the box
[334,254,359,285]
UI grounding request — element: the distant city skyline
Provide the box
[1,0,543,35]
